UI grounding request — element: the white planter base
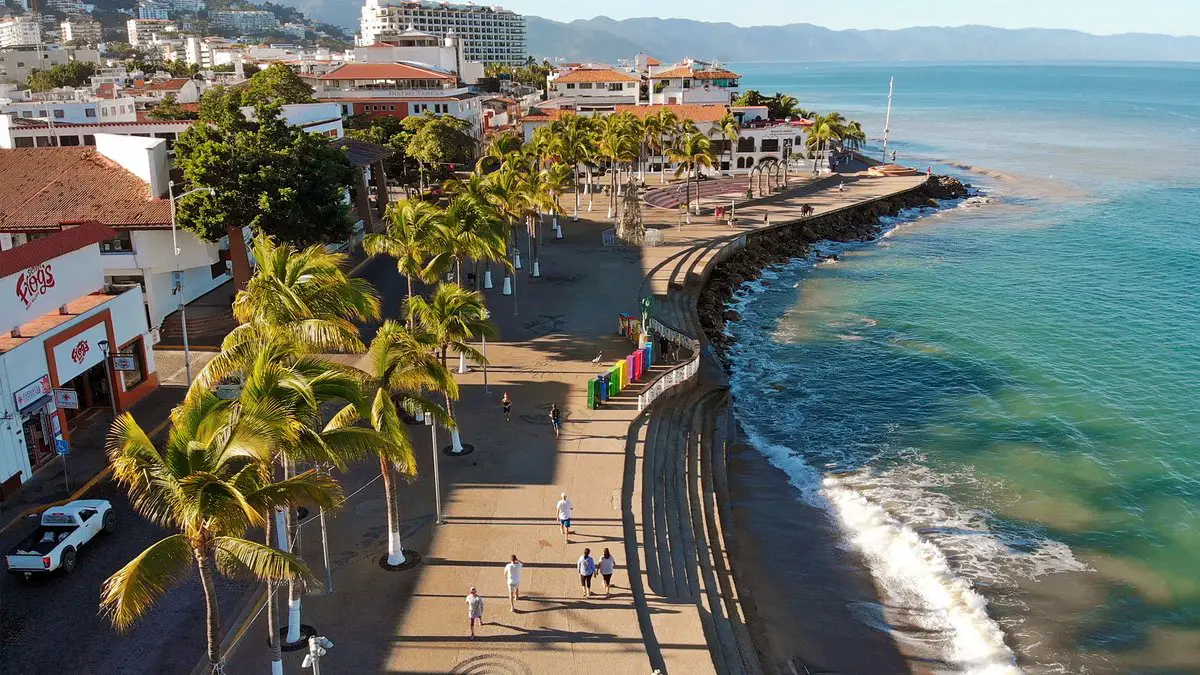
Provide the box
[502,276,512,295]
[483,269,493,289]
[532,260,540,278]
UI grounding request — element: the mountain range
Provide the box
[254,3,1200,63]
[525,17,1200,63]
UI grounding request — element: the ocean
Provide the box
[725,62,1200,673]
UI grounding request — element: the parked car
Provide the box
[5,500,115,578]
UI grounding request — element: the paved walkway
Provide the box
[218,173,931,675]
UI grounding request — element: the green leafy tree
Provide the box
[403,113,474,192]
[147,94,199,121]
[27,61,97,91]
[345,116,416,188]
[668,131,717,216]
[241,63,316,107]
[173,104,356,287]
[160,59,199,78]
[715,111,741,174]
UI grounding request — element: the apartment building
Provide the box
[60,17,103,45]
[137,0,170,20]
[351,26,482,83]
[359,0,525,66]
[1,46,100,85]
[0,15,40,48]
[647,59,741,105]
[209,10,278,35]
[1,93,139,124]
[126,18,177,47]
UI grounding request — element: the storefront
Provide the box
[0,222,158,488]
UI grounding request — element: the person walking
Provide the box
[577,548,597,598]
[556,492,573,542]
[598,548,617,597]
[549,404,562,437]
[504,554,523,611]
[466,587,485,638]
[501,392,512,422]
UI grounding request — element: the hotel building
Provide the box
[359,0,526,65]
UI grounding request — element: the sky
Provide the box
[503,0,1199,37]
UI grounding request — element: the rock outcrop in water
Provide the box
[699,176,968,363]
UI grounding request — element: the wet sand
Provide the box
[725,441,911,674]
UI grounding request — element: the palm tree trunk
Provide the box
[572,165,580,221]
[283,458,302,645]
[380,455,406,566]
[195,549,222,669]
[587,167,594,212]
[445,392,465,454]
[406,275,415,328]
[265,516,283,675]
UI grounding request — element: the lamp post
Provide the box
[426,413,442,524]
[480,308,490,396]
[167,182,216,384]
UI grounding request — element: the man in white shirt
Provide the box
[504,554,523,611]
[556,492,573,543]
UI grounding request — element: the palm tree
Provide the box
[331,320,455,567]
[475,131,522,174]
[229,235,380,353]
[715,111,741,175]
[483,168,525,292]
[595,113,640,220]
[548,113,593,221]
[656,107,680,184]
[408,284,496,454]
[430,195,508,288]
[364,199,442,327]
[541,162,571,239]
[517,167,559,277]
[774,93,807,119]
[668,131,717,216]
[807,113,849,174]
[102,391,341,673]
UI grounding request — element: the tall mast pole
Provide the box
[881,76,894,163]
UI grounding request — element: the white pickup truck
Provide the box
[6,500,115,578]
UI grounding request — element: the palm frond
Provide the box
[100,534,194,631]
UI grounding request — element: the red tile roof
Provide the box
[0,148,173,231]
[645,56,662,66]
[614,103,729,123]
[312,63,455,81]
[553,68,640,84]
[0,221,116,278]
[96,83,117,99]
[649,66,740,80]
[146,77,192,91]
[521,107,572,122]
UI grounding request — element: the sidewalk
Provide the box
[0,380,184,535]
[220,173,931,674]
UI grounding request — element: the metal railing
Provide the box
[637,315,702,411]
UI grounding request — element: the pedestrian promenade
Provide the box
[221,173,930,674]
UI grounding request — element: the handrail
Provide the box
[638,315,702,411]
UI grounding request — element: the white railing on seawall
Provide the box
[638,315,702,411]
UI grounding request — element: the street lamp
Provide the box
[480,309,490,396]
[425,413,442,524]
[167,182,216,384]
[301,636,333,675]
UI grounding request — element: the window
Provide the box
[36,109,46,117]
[737,137,755,153]
[14,137,34,148]
[761,139,780,152]
[20,110,31,118]
[53,109,64,119]
[565,83,575,89]
[683,80,690,89]
[608,83,622,91]
[100,231,134,253]
[35,136,53,147]
[83,135,96,146]
[58,135,80,147]
[578,82,592,89]
[85,107,96,118]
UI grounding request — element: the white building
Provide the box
[60,16,103,45]
[170,0,204,12]
[352,26,482,84]
[1,92,139,124]
[0,15,41,48]
[137,0,170,20]
[0,221,159,487]
[648,60,741,106]
[139,76,201,103]
[359,0,525,66]
[176,36,239,69]
[126,18,176,47]
[547,67,640,102]
[1,46,100,86]
[209,10,277,35]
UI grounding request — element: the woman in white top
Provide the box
[598,548,617,597]
[556,492,573,543]
[504,554,523,611]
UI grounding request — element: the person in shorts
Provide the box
[504,554,523,611]
[466,587,484,638]
[598,548,616,597]
[577,548,597,597]
[549,404,562,437]
[556,492,573,542]
[501,392,512,421]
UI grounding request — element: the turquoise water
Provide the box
[726,63,1200,673]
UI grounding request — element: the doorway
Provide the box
[62,361,112,426]
[21,408,53,471]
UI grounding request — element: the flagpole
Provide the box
[881,76,894,163]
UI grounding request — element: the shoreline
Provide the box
[686,176,970,671]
